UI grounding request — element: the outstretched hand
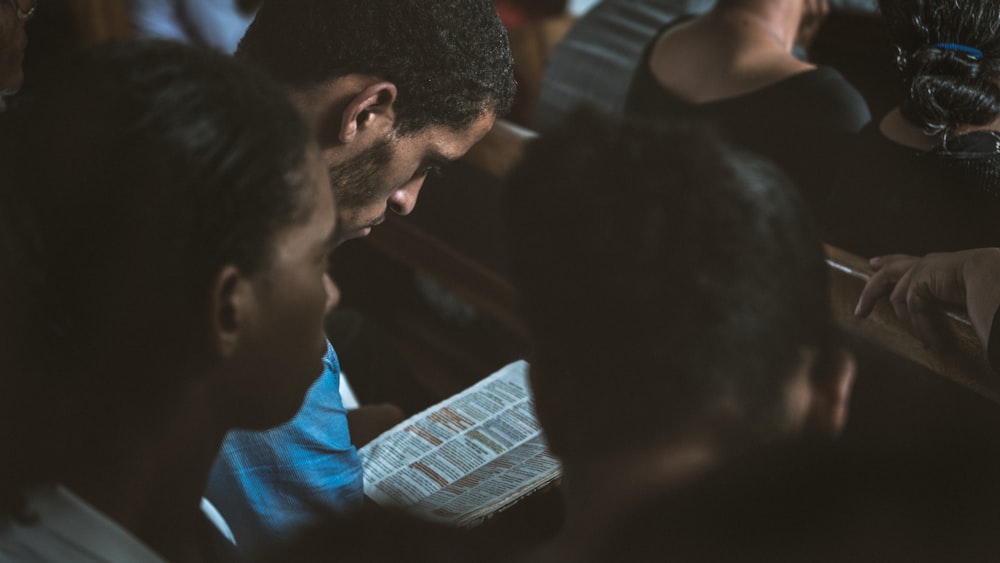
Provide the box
[855,249,1000,351]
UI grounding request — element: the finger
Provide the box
[857,268,901,317]
[888,267,917,328]
[908,291,943,351]
[856,258,915,316]
[869,253,916,271]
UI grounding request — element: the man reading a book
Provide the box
[503,109,856,561]
[206,0,516,554]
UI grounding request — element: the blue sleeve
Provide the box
[205,340,364,553]
[175,0,256,53]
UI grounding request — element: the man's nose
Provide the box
[388,177,425,216]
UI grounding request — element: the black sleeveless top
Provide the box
[624,19,872,213]
[822,124,1000,257]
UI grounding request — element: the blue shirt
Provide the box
[205,341,364,553]
[129,0,256,53]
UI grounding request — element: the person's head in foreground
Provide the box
[595,436,1000,562]
[0,39,334,561]
[237,0,516,242]
[504,108,855,560]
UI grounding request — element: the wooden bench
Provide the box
[65,0,133,44]
[825,244,997,404]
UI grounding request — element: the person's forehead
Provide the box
[401,113,496,160]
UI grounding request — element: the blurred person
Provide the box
[594,436,1000,562]
[495,0,566,28]
[567,0,600,15]
[129,0,261,53]
[0,39,333,562]
[504,109,856,562]
[533,0,715,131]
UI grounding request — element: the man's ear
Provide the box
[805,347,856,439]
[210,264,255,359]
[339,81,398,144]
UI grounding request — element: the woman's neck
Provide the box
[709,0,803,52]
[649,1,812,104]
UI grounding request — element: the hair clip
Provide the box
[934,42,984,61]
[895,46,910,70]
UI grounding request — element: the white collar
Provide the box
[200,498,235,545]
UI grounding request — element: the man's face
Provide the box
[327,113,496,242]
[0,0,30,95]
[231,147,339,428]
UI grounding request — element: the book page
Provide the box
[358,360,562,527]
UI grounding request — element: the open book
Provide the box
[358,360,562,528]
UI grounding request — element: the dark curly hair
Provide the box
[504,109,834,461]
[237,0,516,135]
[881,0,1000,135]
[0,40,313,521]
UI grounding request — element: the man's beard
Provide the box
[327,138,394,210]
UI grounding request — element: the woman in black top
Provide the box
[624,0,871,212]
[824,0,1000,256]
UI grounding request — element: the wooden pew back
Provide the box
[66,0,133,45]
[825,244,998,404]
[459,119,537,178]
[506,13,578,125]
